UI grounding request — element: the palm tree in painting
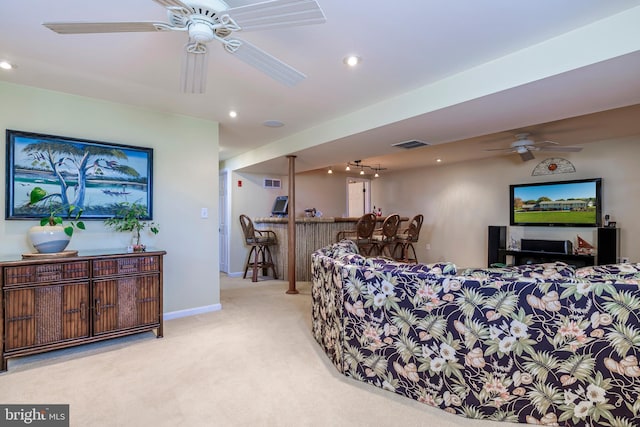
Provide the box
[22,141,141,211]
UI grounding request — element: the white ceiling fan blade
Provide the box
[181,43,209,94]
[225,0,326,31]
[43,22,163,34]
[538,146,583,152]
[153,0,192,16]
[484,147,514,152]
[225,39,305,86]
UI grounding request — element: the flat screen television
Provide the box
[271,196,289,216]
[510,178,602,227]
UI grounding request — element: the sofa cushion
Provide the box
[513,261,576,279]
[461,262,575,280]
[576,263,640,281]
[319,239,360,258]
[362,257,457,275]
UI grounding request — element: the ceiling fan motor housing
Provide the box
[189,20,215,43]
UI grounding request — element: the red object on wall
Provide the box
[238,180,242,187]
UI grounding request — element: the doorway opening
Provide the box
[347,177,371,217]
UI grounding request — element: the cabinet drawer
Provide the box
[92,256,160,277]
[4,261,90,286]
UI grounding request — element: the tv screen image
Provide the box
[510,178,602,227]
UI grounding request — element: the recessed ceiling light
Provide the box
[436,158,442,163]
[263,120,284,128]
[0,61,14,70]
[229,110,237,118]
[343,55,361,67]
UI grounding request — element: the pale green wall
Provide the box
[0,81,219,314]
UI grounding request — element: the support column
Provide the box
[286,155,298,294]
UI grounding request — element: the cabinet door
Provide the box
[4,283,89,351]
[93,274,160,335]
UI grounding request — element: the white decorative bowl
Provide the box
[28,225,71,253]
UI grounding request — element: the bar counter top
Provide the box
[254,216,379,223]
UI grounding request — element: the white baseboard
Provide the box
[226,271,244,278]
[164,304,222,320]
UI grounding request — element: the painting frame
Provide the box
[6,129,153,220]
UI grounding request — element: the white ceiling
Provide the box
[1,1,640,175]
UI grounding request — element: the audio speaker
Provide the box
[521,239,573,254]
[488,225,506,267]
[597,227,619,265]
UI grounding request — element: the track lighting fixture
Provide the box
[344,160,386,177]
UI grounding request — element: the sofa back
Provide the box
[311,241,640,426]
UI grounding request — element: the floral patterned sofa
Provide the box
[311,240,640,426]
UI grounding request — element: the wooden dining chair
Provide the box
[393,214,423,263]
[239,214,278,282]
[336,213,377,255]
[371,213,401,257]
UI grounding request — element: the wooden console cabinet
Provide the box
[0,250,165,371]
[488,225,620,268]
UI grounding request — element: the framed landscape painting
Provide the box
[5,129,153,220]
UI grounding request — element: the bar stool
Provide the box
[371,213,401,257]
[336,213,377,255]
[239,214,278,282]
[393,214,423,263]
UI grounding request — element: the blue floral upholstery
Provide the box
[311,242,640,426]
[576,263,640,282]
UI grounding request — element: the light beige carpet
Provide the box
[0,275,519,427]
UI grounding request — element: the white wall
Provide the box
[228,171,287,275]
[0,82,220,314]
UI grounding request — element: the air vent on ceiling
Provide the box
[263,178,281,189]
[392,140,429,149]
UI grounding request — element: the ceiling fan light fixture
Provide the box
[188,20,215,43]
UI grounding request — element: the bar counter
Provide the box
[254,216,406,281]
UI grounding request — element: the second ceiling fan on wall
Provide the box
[43,0,326,93]
[486,133,583,161]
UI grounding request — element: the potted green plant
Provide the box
[104,202,159,252]
[27,186,86,253]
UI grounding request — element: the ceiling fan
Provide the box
[43,0,326,93]
[485,133,583,161]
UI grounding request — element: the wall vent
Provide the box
[392,140,429,149]
[263,178,282,189]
